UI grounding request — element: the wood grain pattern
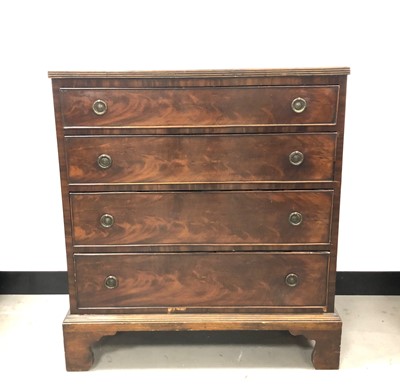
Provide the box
[70,191,333,247]
[66,133,336,184]
[60,86,339,128]
[74,252,328,310]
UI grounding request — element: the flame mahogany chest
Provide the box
[49,68,349,370]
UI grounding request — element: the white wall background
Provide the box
[0,0,398,271]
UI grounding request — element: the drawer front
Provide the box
[61,86,339,128]
[74,252,329,310]
[66,134,336,184]
[70,191,333,246]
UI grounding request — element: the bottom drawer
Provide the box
[74,252,329,312]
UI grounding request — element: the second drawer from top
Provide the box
[65,133,336,185]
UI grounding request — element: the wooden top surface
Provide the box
[48,67,350,79]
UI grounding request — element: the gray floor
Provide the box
[1,295,399,384]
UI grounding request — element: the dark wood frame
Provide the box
[49,68,350,371]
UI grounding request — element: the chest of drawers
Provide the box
[49,68,349,371]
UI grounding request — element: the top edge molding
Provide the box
[48,67,350,79]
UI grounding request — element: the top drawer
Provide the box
[60,86,339,128]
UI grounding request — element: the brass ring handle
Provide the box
[97,154,112,169]
[289,211,303,226]
[92,99,108,115]
[104,275,118,289]
[100,213,114,228]
[291,97,307,113]
[289,150,304,166]
[285,273,299,287]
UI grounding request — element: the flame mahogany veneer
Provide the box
[50,67,349,370]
